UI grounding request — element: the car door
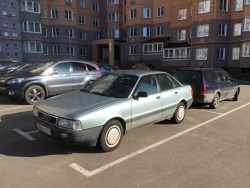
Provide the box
[214,70,227,99]
[155,74,180,118]
[47,62,72,95]
[71,62,88,91]
[131,75,161,129]
[223,70,238,98]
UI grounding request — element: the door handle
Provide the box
[156,96,161,99]
[66,73,71,76]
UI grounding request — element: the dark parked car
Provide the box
[0,60,102,104]
[98,64,120,75]
[0,62,32,76]
[173,67,240,109]
[0,59,20,69]
[130,63,157,70]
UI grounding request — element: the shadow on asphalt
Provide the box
[0,96,29,105]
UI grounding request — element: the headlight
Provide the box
[33,107,39,117]
[7,78,24,84]
[58,118,82,130]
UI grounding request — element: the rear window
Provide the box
[174,70,202,83]
[86,64,97,71]
[203,71,215,82]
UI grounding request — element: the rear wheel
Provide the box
[171,102,186,124]
[210,93,219,109]
[25,85,45,105]
[233,89,239,101]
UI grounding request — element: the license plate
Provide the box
[37,123,52,136]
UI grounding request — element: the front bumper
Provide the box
[33,116,103,147]
[0,85,24,100]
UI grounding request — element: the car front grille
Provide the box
[37,111,58,125]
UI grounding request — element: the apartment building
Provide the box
[0,0,249,72]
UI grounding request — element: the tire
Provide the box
[85,80,94,88]
[99,120,123,152]
[233,89,239,101]
[171,102,186,124]
[25,85,45,105]
[210,93,219,109]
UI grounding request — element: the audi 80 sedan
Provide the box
[32,70,193,152]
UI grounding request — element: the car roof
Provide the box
[110,70,166,76]
[180,67,223,71]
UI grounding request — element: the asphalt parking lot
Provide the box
[1,85,250,188]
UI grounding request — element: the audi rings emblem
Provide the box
[41,114,50,122]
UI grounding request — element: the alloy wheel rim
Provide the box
[105,125,121,147]
[29,88,42,102]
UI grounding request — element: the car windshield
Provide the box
[1,63,19,71]
[84,73,139,98]
[23,61,55,74]
[17,64,32,72]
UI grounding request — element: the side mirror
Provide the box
[134,91,148,100]
[48,69,58,76]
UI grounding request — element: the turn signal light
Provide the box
[190,89,193,96]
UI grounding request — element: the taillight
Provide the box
[99,71,102,77]
[146,67,149,70]
[199,86,207,94]
[190,89,193,96]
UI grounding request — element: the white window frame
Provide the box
[24,41,43,53]
[79,16,85,24]
[43,46,48,55]
[129,28,137,37]
[94,34,100,40]
[196,48,208,60]
[93,18,99,27]
[157,7,164,17]
[107,0,120,6]
[143,8,150,18]
[21,1,40,14]
[163,47,190,59]
[234,23,242,36]
[197,24,209,37]
[143,43,163,55]
[129,46,136,55]
[51,9,58,19]
[78,0,85,8]
[232,47,240,60]
[66,47,75,55]
[178,9,187,20]
[2,1,6,6]
[3,32,8,37]
[198,0,210,14]
[22,21,42,33]
[242,42,250,57]
[130,9,136,19]
[218,24,227,36]
[217,48,225,59]
[123,0,126,6]
[156,26,163,36]
[11,12,15,16]
[66,29,74,38]
[93,2,99,11]
[53,46,60,55]
[65,10,73,20]
[13,33,17,37]
[41,9,46,18]
[219,0,228,11]
[80,32,86,40]
[243,17,250,31]
[3,23,7,27]
[177,30,186,40]
[2,11,7,15]
[52,28,59,37]
[246,0,250,4]
[143,27,150,37]
[108,12,120,22]
[80,48,87,56]
[108,29,120,38]
[42,27,47,37]
[235,0,243,11]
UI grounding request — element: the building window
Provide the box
[14,53,18,57]
[217,48,225,59]
[24,42,43,53]
[13,33,17,37]
[246,0,250,4]
[108,29,120,38]
[79,0,85,8]
[242,42,250,57]
[3,23,7,27]
[93,2,99,11]
[243,17,250,31]
[43,46,48,55]
[198,0,210,14]
[2,11,7,15]
[163,48,190,59]
[129,46,136,55]
[94,34,100,40]
[156,26,163,36]
[52,28,59,37]
[67,47,74,55]
[232,48,240,60]
[93,18,99,27]
[129,28,137,37]
[196,48,208,60]
[3,32,8,37]
[41,9,46,18]
[79,16,85,24]
[12,23,16,28]
[178,9,187,20]
[123,0,126,6]
[5,44,9,48]
[21,1,40,13]
[80,48,86,56]
[23,22,41,33]
[143,8,150,18]
[177,30,186,40]
[10,2,14,7]
[124,15,126,23]
[218,24,227,36]
[80,32,86,40]
[66,29,74,38]
[11,12,15,16]
[143,43,163,54]
[235,0,243,11]
[234,23,242,36]
[220,0,228,11]
[130,9,137,19]
[53,46,60,55]
[6,52,10,57]
[51,9,58,19]
[65,10,73,20]
[107,0,120,6]
[143,27,150,37]
[108,12,120,22]
[66,0,72,2]
[42,28,47,37]
[2,1,6,6]
[14,44,18,48]
[197,24,209,37]
[157,7,164,17]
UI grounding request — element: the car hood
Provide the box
[35,91,125,119]
[0,72,35,81]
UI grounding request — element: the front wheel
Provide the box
[210,93,220,109]
[171,102,186,124]
[25,85,45,105]
[98,120,123,152]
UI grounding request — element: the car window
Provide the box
[156,74,174,91]
[134,75,158,96]
[86,64,96,71]
[113,66,120,71]
[203,71,215,82]
[174,71,202,83]
[53,62,70,73]
[72,62,86,72]
[214,71,225,82]
[103,65,110,71]
[223,71,233,81]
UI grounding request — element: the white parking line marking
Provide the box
[70,102,250,177]
[193,109,223,115]
[13,128,36,141]
[26,130,39,134]
[0,106,33,112]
